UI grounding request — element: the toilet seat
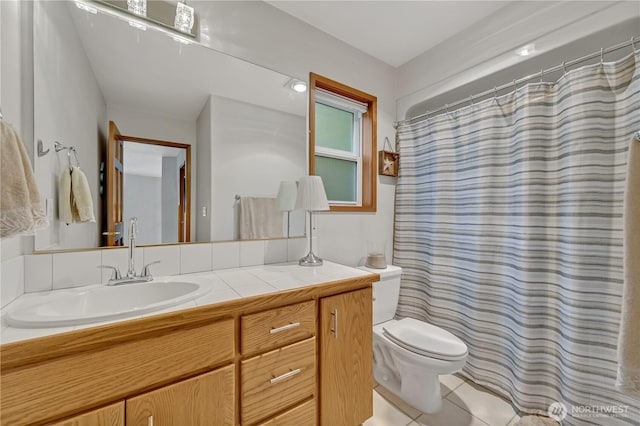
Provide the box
[382,318,467,361]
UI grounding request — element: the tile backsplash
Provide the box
[14,238,307,294]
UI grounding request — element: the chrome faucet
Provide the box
[127,217,138,278]
[99,217,161,285]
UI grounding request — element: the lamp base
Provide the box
[299,251,323,267]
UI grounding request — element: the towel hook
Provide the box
[37,139,50,157]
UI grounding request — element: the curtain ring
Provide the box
[513,79,517,93]
[494,86,498,100]
[539,68,544,83]
[600,48,604,65]
[562,61,567,76]
[631,37,636,52]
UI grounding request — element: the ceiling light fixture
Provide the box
[128,20,147,31]
[515,43,536,57]
[175,1,195,33]
[75,1,97,14]
[127,0,146,17]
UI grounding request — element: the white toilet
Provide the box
[359,265,468,413]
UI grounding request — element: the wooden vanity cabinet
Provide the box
[48,402,125,426]
[0,275,377,426]
[319,287,373,426]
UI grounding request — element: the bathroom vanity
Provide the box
[0,263,377,426]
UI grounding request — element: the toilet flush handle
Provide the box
[330,308,338,338]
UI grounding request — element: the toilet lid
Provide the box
[383,318,468,361]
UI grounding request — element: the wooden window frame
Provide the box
[309,72,377,212]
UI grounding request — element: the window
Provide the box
[309,73,377,212]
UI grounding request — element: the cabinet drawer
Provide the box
[241,300,316,355]
[241,337,316,425]
[256,398,316,426]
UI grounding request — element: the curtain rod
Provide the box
[394,35,639,128]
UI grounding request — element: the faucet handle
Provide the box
[98,265,122,281]
[141,261,161,278]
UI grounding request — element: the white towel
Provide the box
[616,135,640,396]
[239,197,283,240]
[70,166,95,223]
[0,120,48,237]
[59,166,95,225]
[58,168,73,225]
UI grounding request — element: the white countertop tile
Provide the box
[0,261,375,344]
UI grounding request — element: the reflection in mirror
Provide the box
[106,122,191,247]
[33,0,307,251]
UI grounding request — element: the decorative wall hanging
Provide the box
[378,136,399,177]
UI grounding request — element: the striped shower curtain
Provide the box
[394,50,639,425]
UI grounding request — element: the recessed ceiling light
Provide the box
[287,79,307,93]
[515,43,535,57]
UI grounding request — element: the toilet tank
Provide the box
[357,265,402,325]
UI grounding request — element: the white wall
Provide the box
[123,174,162,245]
[107,103,197,241]
[32,0,106,250]
[196,96,213,241]
[1,0,34,306]
[210,95,306,241]
[161,157,178,243]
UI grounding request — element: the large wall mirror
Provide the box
[33,0,307,251]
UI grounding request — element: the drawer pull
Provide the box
[270,368,302,384]
[331,309,338,338]
[270,322,301,334]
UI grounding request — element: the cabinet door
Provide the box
[126,365,235,426]
[49,402,124,426]
[319,287,373,426]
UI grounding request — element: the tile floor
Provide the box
[364,375,522,426]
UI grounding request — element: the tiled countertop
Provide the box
[0,261,373,345]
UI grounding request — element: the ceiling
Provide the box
[267,1,510,68]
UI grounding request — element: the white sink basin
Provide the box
[4,281,210,328]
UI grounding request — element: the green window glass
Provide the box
[315,103,354,152]
[315,156,357,202]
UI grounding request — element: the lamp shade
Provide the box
[276,181,298,212]
[295,176,329,212]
